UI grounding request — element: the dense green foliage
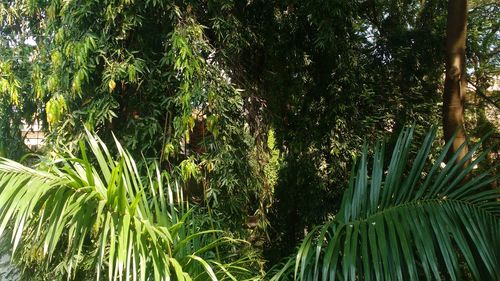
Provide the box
[271,127,500,280]
[1,127,498,280]
[0,0,498,280]
[0,0,272,235]
[0,131,261,280]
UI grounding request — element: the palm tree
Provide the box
[271,127,499,281]
[0,130,260,280]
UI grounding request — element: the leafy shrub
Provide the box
[271,127,500,281]
[0,130,261,280]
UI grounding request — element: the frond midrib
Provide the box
[343,197,499,225]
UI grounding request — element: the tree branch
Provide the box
[468,81,500,110]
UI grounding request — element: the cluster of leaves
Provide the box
[0,0,268,236]
[0,0,50,159]
[466,1,500,157]
[0,131,261,280]
[0,0,498,270]
[1,126,498,281]
[208,0,499,261]
[271,127,500,280]
[200,0,451,259]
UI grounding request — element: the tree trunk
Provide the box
[443,0,468,163]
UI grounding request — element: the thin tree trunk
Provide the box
[443,0,468,163]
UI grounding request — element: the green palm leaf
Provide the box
[0,130,258,280]
[274,126,500,281]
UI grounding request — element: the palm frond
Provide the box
[0,130,259,280]
[275,126,500,281]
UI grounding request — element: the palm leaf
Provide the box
[0,130,258,280]
[276,126,500,280]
